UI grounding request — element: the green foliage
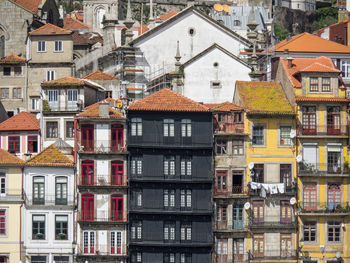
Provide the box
[274,24,290,41]
[312,7,338,31]
[43,100,51,112]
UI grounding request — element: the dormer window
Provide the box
[310,77,318,92]
[322,77,331,92]
[54,40,63,52]
[37,41,46,52]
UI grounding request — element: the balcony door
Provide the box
[81,194,94,221]
[216,239,227,263]
[327,183,341,210]
[281,235,292,258]
[111,231,122,255]
[232,170,243,194]
[233,239,244,263]
[82,160,94,185]
[111,125,123,152]
[327,106,340,135]
[280,201,292,223]
[302,106,316,135]
[233,204,244,229]
[252,201,264,224]
[83,231,95,254]
[111,194,123,221]
[327,149,341,173]
[303,183,317,210]
[81,124,94,151]
[253,235,264,258]
[111,161,123,186]
[302,144,317,170]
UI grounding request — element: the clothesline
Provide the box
[249,182,285,198]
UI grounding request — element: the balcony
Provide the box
[248,216,297,229]
[77,244,127,257]
[23,193,74,206]
[298,202,350,215]
[214,186,249,198]
[77,141,127,154]
[214,220,247,232]
[216,254,246,263]
[298,125,348,137]
[248,250,297,261]
[78,175,127,188]
[298,162,349,176]
[215,122,245,135]
[248,184,296,196]
[77,211,127,224]
[128,135,212,148]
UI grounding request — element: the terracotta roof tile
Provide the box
[204,103,220,109]
[10,0,42,14]
[30,23,72,36]
[0,149,24,166]
[83,70,119,80]
[26,144,74,167]
[0,53,26,64]
[78,98,125,119]
[71,31,103,45]
[274,32,350,53]
[156,10,180,21]
[235,81,294,115]
[295,97,349,102]
[128,88,210,112]
[0,112,39,131]
[42,76,100,89]
[212,102,243,112]
[63,16,91,30]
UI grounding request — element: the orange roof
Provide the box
[26,144,74,167]
[274,32,350,53]
[212,102,243,112]
[30,23,73,36]
[0,53,26,64]
[235,81,294,115]
[78,98,124,119]
[83,70,119,80]
[42,76,100,89]
[281,56,341,88]
[0,112,39,131]
[156,10,180,21]
[63,16,91,30]
[295,97,349,102]
[10,0,42,14]
[0,149,24,166]
[128,88,210,112]
[204,103,220,109]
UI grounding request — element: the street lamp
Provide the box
[72,241,76,263]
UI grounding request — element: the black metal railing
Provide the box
[248,249,297,260]
[128,135,212,148]
[298,202,350,213]
[249,215,296,228]
[23,192,74,206]
[299,162,349,175]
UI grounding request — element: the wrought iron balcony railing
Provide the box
[298,125,348,136]
[77,141,126,153]
[298,202,350,213]
[23,192,74,206]
[77,244,127,256]
[77,211,127,223]
[78,174,127,187]
[248,215,296,228]
[299,162,349,175]
[248,249,297,260]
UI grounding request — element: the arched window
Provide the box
[95,7,106,29]
[0,35,5,58]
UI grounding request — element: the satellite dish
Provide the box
[244,202,251,210]
[290,197,296,205]
[248,162,255,170]
[296,155,302,163]
[36,113,41,120]
[223,4,231,13]
[214,3,224,12]
[290,130,296,139]
[336,251,341,259]
[115,99,123,109]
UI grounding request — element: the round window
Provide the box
[188,28,195,36]
[213,62,219,67]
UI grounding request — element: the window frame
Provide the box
[54,40,63,52]
[83,230,95,254]
[163,221,176,242]
[0,88,9,99]
[55,215,68,240]
[163,119,175,137]
[28,135,38,153]
[131,118,142,136]
[279,125,292,146]
[131,221,142,241]
[55,176,68,205]
[12,87,22,99]
[164,155,175,177]
[181,119,192,137]
[309,77,319,92]
[33,176,45,205]
[327,221,341,242]
[46,121,58,139]
[131,156,142,176]
[216,139,227,155]
[322,77,331,92]
[252,125,265,146]
[180,222,192,242]
[32,214,45,240]
[216,170,227,193]
[46,70,55,81]
[303,221,316,242]
[8,136,20,153]
[65,121,74,139]
[232,139,244,155]
[3,67,10,76]
[37,40,46,52]
[0,209,6,236]
[164,189,175,209]
[180,189,192,209]
[0,172,6,196]
[180,156,192,177]
[110,230,123,255]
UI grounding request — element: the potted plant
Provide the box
[58,233,66,239]
[36,233,43,239]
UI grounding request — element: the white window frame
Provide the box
[67,89,78,102]
[37,41,46,52]
[110,230,123,255]
[164,119,175,137]
[131,118,142,136]
[83,231,95,254]
[46,70,55,81]
[181,119,192,137]
[54,40,63,52]
[31,97,39,111]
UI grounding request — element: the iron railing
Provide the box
[214,122,244,134]
[298,202,350,213]
[249,216,296,228]
[77,211,127,223]
[77,141,127,153]
[23,192,74,206]
[299,162,349,175]
[78,174,127,187]
[128,136,212,148]
[248,249,297,260]
[77,244,127,256]
[215,220,246,231]
[298,125,348,136]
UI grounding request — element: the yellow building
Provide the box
[277,56,350,263]
[234,81,297,263]
[0,148,25,262]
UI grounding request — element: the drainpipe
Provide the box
[20,166,24,262]
[25,59,31,112]
[296,115,300,263]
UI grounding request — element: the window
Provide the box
[131,252,142,263]
[131,156,142,175]
[131,118,142,136]
[253,164,264,183]
[31,256,46,263]
[181,253,192,263]
[54,40,63,52]
[8,136,20,153]
[13,87,21,99]
[216,139,227,154]
[3,67,10,76]
[328,221,341,242]
[164,253,175,263]
[280,164,292,188]
[46,70,55,81]
[303,183,317,210]
[14,67,22,76]
[131,221,142,240]
[164,222,176,241]
[253,235,264,257]
[216,170,227,192]
[33,176,45,204]
[31,98,39,111]
[53,256,69,263]
[81,160,94,185]
[111,194,123,221]
[252,200,264,223]
[327,106,340,135]
[28,136,38,153]
[83,231,95,254]
[65,121,74,138]
[81,194,94,221]
[81,124,94,151]
[164,189,175,208]
[302,106,316,135]
[0,88,9,99]
[217,206,227,221]
[67,89,77,102]
[217,239,228,255]
[327,183,341,209]
[55,215,68,240]
[233,239,244,262]
[180,189,192,208]
[252,125,264,146]
[55,177,67,205]
[280,200,292,223]
[135,189,142,207]
[310,77,319,91]
[0,210,6,235]
[46,121,58,138]
[341,59,350,78]
[111,160,123,185]
[234,20,241,26]
[280,126,292,146]
[37,40,46,52]
[164,119,175,137]
[180,156,191,176]
[232,204,244,229]
[111,231,122,255]
[111,124,124,151]
[232,140,244,155]
[181,119,191,137]
[164,156,175,176]
[180,222,191,241]
[48,89,58,103]
[0,173,5,195]
[234,112,243,123]
[322,77,331,92]
[303,221,316,242]
[32,215,45,239]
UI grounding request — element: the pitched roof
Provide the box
[274,32,350,54]
[0,53,26,64]
[29,23,73,36]
[128,88,210,112]
[26,144,74,167]
[235,81,294,115]
[63,16,91,30]
[156,10,180,21]
[295,97,349,102]
[83,70,119,80]
[78,98,124,119]
[10,0,42,14]
[41,76,101,89]
[281,56,341,88]
[0,149,25,166]
[71,31,103,45]
[0,112,40,131]
[212,102,243,112]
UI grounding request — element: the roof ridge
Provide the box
[30,23,72,35]
[26,144,74,167]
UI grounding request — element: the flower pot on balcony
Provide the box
[36,233,43,239]
[58,233,66,239]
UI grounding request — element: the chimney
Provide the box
[287,57,293,68]
[99,103,109,118]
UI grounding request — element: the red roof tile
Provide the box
[63,16,91,30]
[0,53,26,64]
[0,149,24,166]
[42,76,100,89]
[0,112,40,131]
[128,88,210,112]
[71,31,103,45]
[26,144,74,167]
[10,0,42,14]
[83,70,119,80]
[78,98,124,119]
[212,102,243,112]
[295,97,349,102]
[156,10,180,21]
[30,23,72,36]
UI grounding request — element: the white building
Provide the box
[23,143,75,263]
